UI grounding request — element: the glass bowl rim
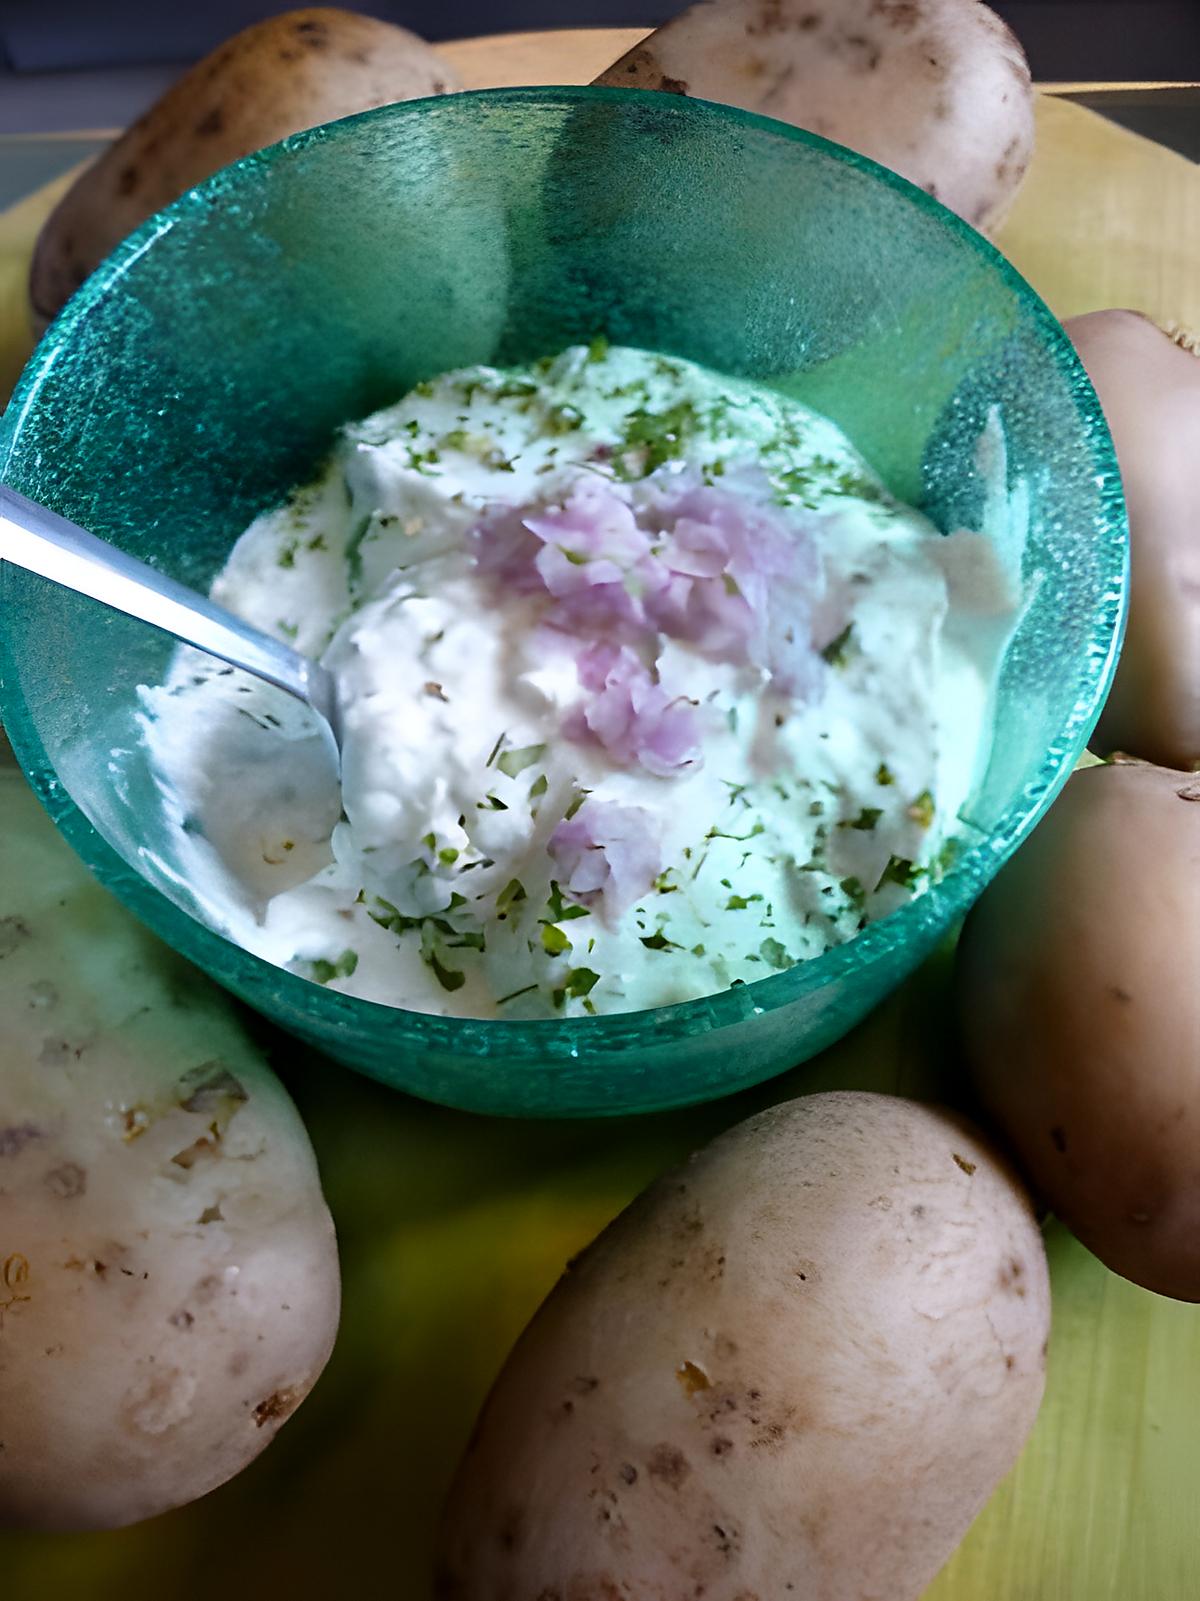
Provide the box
[0,85,1128,1062]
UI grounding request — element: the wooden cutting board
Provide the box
[0,30,1197,1601]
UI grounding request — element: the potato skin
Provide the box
[30,7,460,326]
[960,762,1200,1300]
[436,1091,1048,1601]
[1067,311,1200,772]
[0,768,340,1530]
[593,0,1034,231]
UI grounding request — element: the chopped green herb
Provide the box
[617,400,700,476]
[345,514,372,592]
[540,923,572,957]
[640,930,680,952]
[839,807,882,832]
[497,743,546,779]
[546,881,590,922]
[820,623,856,667]
[438,846,459,866]
[427,953,465,992]
[496,878,527,919]
[759,938,794,971]
[546,403,585,435]
[529,774,549,799]
[497,983,538,1006]
[839,875,867,910]
[690,943,706,957]
[876,763,896,787]
[587,334,609,363]
[876,856,925,891]
[308,949,358,985]
[907,791,936,829]
[277,540,298,570]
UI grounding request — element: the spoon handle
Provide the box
[0,483,338,739]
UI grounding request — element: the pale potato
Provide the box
[1067,311,1200,772]
[960,761,1200,1300]
[0,766,340,1530]
[594,0,1035,230]
[30,7,460,326]
[436,1090,1049,1600]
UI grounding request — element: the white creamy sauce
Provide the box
[140,344,1014,1019]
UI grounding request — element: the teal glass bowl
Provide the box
[0,88,1126,1118]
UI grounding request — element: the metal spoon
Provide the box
[0,483,342,767]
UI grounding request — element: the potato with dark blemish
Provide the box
[0,766,339,1529]
[30,7,460,328]
[960,760,1200,1301]
[436,1091,1049,1600]
[593,0,1034,230]
[1067,311,1200,772]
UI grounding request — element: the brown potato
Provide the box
[1067,311,1200,772]
[30,8,460,327]
[959,761,1200,1300]
[437,1091,1049,1601]
[593,0,1035,231]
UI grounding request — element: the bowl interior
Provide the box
[0,89,1125,1115]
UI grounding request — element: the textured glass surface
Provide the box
[0,89,1126,1117]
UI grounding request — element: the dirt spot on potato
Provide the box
[496,1504,525,1552]
[677,1360,711,1395]
[998,1258,1027,1297]
[869,0,922,27]
[0,916,31,958]
[252,1387,299,1428]
[1108,985,1134,1004]
[116,164,140,197]
[952,1153,977,1175]
[712,1519,742,1558]
[792,1259,820,1285]
[646,1443,691,1488]
[44,1162,86,1198]
[570,1375,601,1396]
[1049,1126,1068,1153]
[294,18,329,47]
[194,106,224,137]
[179,1062,248,1117]
[619,1462,638,1485]
[169,1309,194,1330]
[840,32,882,70]
[747,0,788,34]
[0,1122,43,1157]
[711,1435,734,1458]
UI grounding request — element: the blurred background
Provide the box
[0,1,1197,135]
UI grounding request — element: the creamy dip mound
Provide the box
[141,343,1014,1019]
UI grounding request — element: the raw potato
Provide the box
[594,0,1034,230]
[1067,311,1200,771]
[436,1091,1049,1600]
[959,761,1200,1301]
[0,767,340,1530]
[30,7,460,326]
